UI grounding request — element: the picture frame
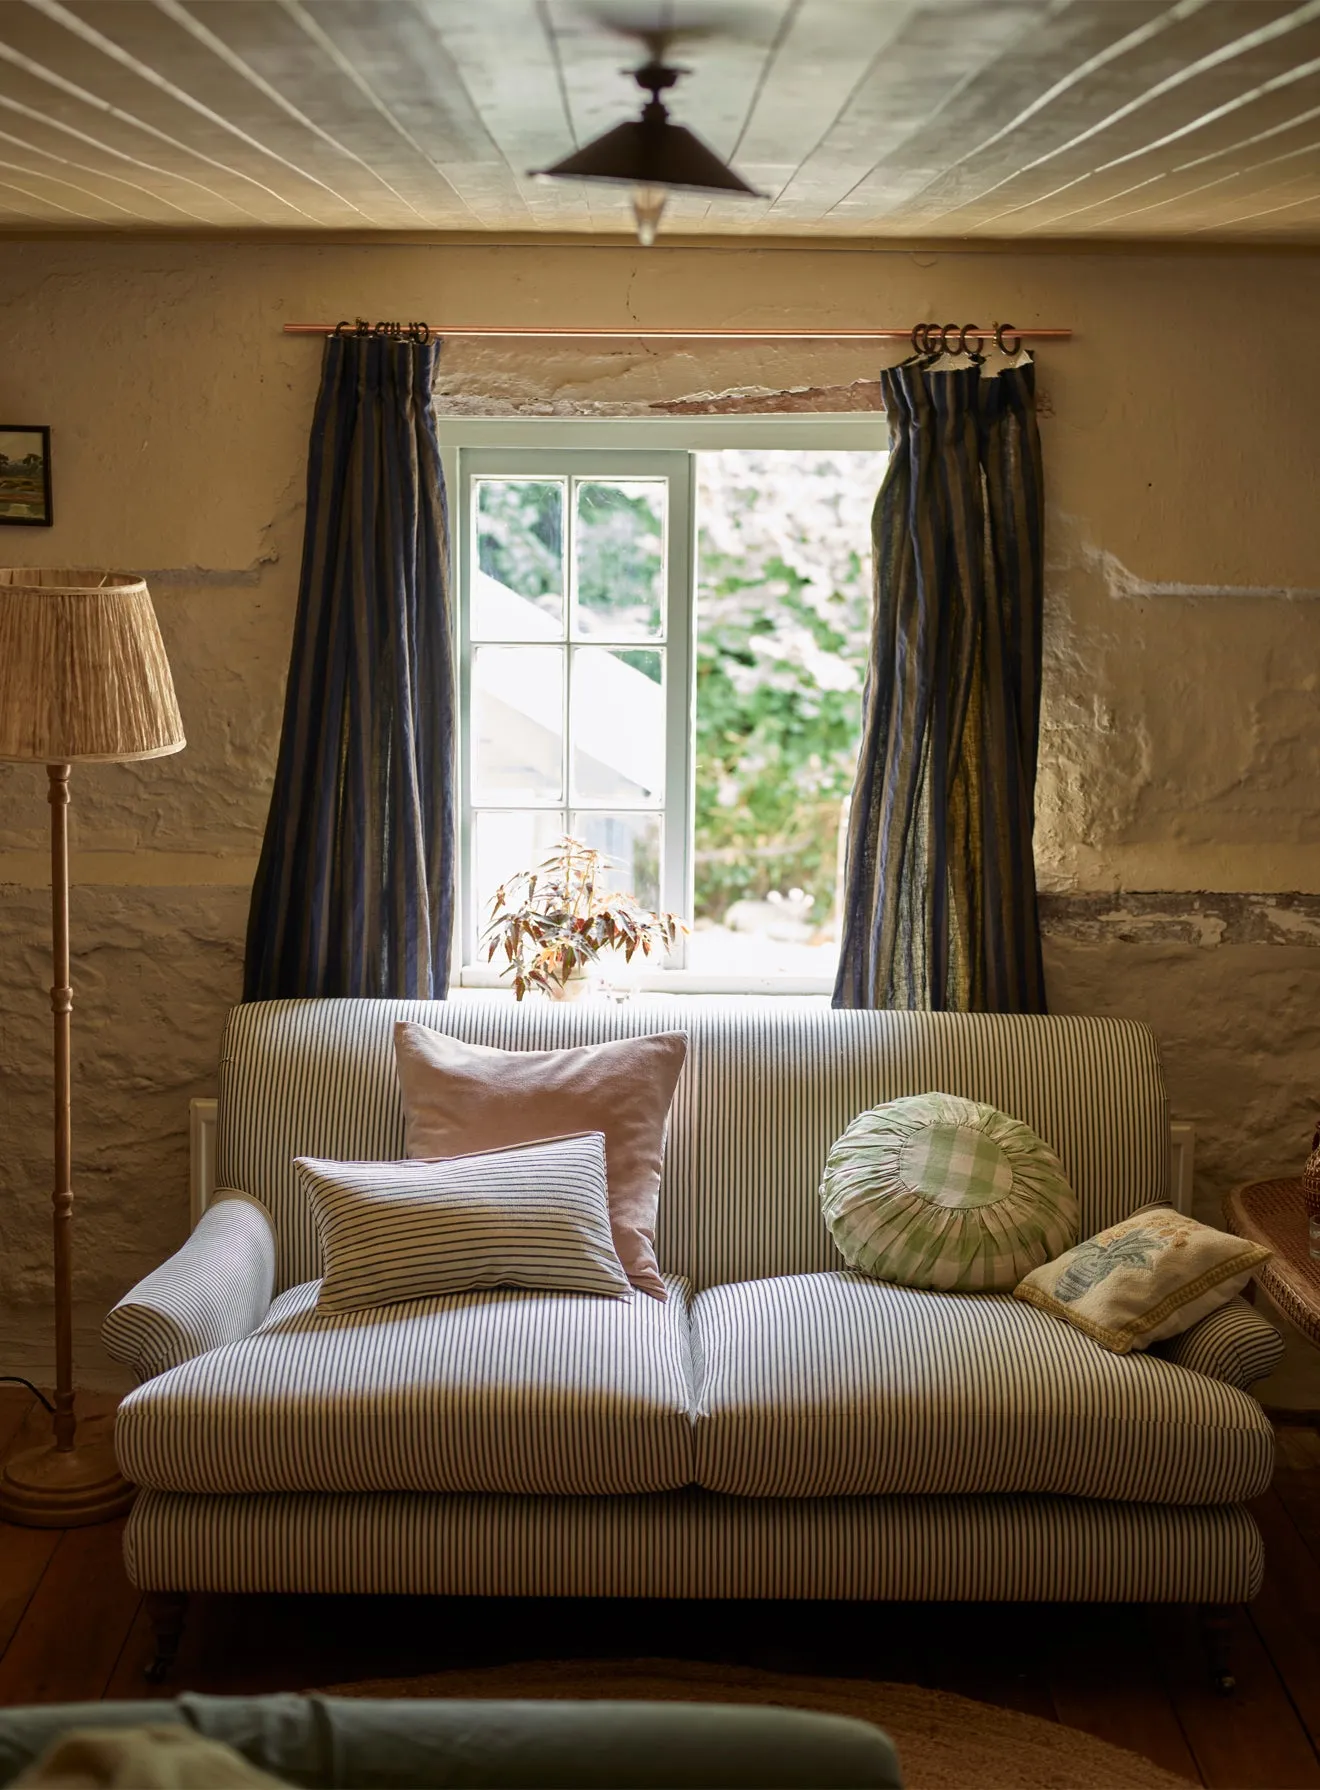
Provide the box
[0,426,52,527]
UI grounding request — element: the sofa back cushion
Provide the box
[216,998,1169,1294]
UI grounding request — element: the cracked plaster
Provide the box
[1039,891,1320,949]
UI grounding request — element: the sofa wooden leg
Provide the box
[1199,1602,1237,1695]
[143,1592,189,1683]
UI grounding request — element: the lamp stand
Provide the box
[0,765,135,1527]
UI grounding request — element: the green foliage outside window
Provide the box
[476,480,562,620]
[576,481,663,636]
[693,450,882,931]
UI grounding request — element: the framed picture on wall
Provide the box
[0,426,52,526]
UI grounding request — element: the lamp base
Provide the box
[0,1435,135,1528]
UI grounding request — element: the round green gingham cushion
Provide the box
[820,1092,1080,1293]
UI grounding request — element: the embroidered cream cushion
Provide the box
[819,1091,1079,1292]
[1014,1208,1272,1353]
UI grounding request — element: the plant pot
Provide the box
[546,969,591,1003]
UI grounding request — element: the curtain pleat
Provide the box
[243,334,454,1000]
[834,355,1046,1013]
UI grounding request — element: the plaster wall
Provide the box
[0,238,1317,1390]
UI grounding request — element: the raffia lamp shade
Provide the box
[0,569,185,763]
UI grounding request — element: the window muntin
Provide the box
[460,450,692,970]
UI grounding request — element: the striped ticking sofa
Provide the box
[105,997,1283,1608]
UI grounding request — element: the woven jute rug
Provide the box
[327,1656,1193,1789]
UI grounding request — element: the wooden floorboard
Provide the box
[9,1411,1320,1786]
[905,1601,1060,1723]
[1046,1601,1202,1785]
[0,1520,142,1706]
[0,1526,60,1665]
[0,1392,56,1660]
[1150,1600,1320,1789]
[1274,1427,1320,1566]
[1247,1489,1320,1755]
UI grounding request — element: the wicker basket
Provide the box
[1305,1124,1320,1215]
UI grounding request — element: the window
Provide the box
[445,419,887,991]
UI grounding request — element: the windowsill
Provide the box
[456,966,834,998]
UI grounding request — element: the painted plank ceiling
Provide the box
[0,0,1317,240]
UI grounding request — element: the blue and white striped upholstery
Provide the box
[1155,1296,1286,1389]
[691,1273,1274,1504]
[217,998,1169,1293]
[103,1195,275,1384]
[302,1134,631,1314]
[110,997,1272,1609]
[115,1276,694,1496]
[124,1488,1264,1603]
[114,1261,1270,1506]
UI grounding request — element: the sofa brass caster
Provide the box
[143,1591,189,1684]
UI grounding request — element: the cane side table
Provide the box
[1223,1178,1320,1349]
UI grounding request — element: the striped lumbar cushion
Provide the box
[820,1092,1079,1292]
[299,1133,632,1315]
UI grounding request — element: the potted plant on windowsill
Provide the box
[481,835,687,1001]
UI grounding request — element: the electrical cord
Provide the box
[0,1376,55,1413]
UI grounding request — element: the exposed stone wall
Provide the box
[0,238,1317,1391]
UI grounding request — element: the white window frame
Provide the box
[457,445,694,974]
[439,415,888,995]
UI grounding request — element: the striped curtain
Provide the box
[834,354,1047,1013]
[243,333,454,1000]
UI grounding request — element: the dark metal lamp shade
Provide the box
[532,54,761,244]
[535,112,761,197]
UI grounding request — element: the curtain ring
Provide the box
[959,323,981,356]
[939,322,959,356]
[332,319,351,336]
[994,321,1021,355]
[910,322,929,355]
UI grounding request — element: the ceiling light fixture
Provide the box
[532,45,762,246]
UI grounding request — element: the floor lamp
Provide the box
[0,569,185,1527]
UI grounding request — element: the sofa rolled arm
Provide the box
[102,1192,275,1383]
[1154,1296,1284,1389]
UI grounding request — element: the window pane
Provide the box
[571,646,664,806]
[473,480,564,638]
[472,645,563,803]
[690,447,887,978]
[571,811,661,912]
[473,810,564,942]
[573,480,665,639]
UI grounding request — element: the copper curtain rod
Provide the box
[282,322,1071,344]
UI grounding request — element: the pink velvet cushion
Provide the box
[393,1022,688,1300]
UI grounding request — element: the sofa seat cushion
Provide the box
[116,1276,696,1496]
[691,1273,1274,1505]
